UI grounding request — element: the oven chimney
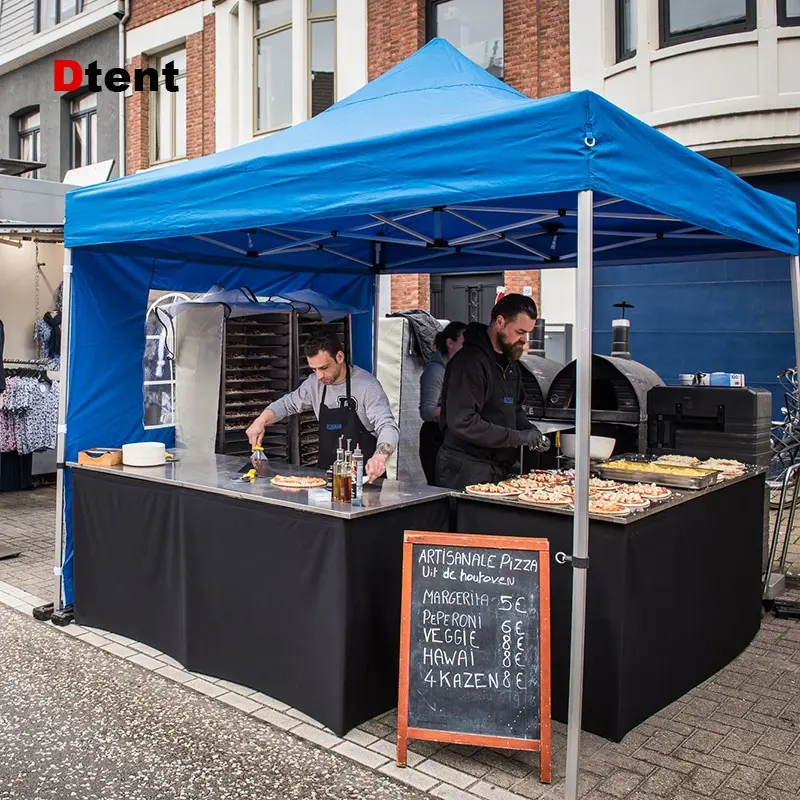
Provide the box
[530,318,546,357]
[611,301,633,360]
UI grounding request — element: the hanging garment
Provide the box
[0,451,33,492]
[34,318,51,361]
[43,312,61,359]
[15,381,59,454]
[0,319,5,394]
[387,309,442,363]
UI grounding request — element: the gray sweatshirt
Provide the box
[267,365,399,450]
[419,351,447,423]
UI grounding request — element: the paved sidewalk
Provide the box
[1,486,800,800]
[0,603,428,800]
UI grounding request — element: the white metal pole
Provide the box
[52,248,73,611]
[791,256,800,374]
[564,190,594,800]
[373,271,381,375]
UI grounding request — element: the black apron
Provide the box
[419,421,443,485]
[317,367,378,470]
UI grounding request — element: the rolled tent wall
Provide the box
[60,38,799,800]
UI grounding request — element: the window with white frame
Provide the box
[658,0,755,48]
[428,0,504,80]
[18,110,41,178]
[255,0,293,133]
[308,0,335,117]
[152,49,187,163]
[144,293,187,429]
[35,0,82,33]
[70,93,97,169]
[616,0,637,62]
[778,0,800,26]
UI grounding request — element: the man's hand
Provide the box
[246,410,276,448]
[518,428,550,452]
[365,453,389,483]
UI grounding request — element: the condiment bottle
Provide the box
[341,440,353,503]
[250,445,269,477]
[352,443,364,506]
[332,437,344,502]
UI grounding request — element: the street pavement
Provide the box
[0,603,427,800]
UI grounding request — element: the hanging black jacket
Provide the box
[439,322,533,466]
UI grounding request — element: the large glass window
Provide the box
[18,110,41,179]
[778,0,800,26]
[659,0,755,48]
[255,0,293,133]
[35,0,81,32]
[152,49,187,163]
[428,0,504,80]
[308,0,335,117]
[70,93,97,169]
[616,0,637,62]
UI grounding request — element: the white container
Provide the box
[559,434,615,461]
[122,442,166,467]
[679,374,694,386]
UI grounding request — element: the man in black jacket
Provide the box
[435,294,548,490]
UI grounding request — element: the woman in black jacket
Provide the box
[418,321,465,484]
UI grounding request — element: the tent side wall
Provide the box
[61,248,375,605]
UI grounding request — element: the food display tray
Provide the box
[596,460,720,490]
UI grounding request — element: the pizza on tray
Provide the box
[655,454,702,467]
[605,491,650,509]
[464,483,519,498]
[587,497,630,516]
[701,458,746,478]
[626,482,672,500]
[518,488,571,506]
[270,474,327,490]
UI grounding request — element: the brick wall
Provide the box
[367,0,425,80]
[128,0,198,30]
[125,54,151,174]
[370,0,568,312]
[124,8,216,173]
[391,274,430,312]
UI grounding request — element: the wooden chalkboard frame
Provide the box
[397,532,551,784]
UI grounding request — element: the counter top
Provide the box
[69,452,765,526]
[68,452,452,520]
[458,466,767,525]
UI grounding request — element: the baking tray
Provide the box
[596,457,721,490]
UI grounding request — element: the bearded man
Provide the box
[435,294,549,490]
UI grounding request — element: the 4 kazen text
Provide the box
[54,61,180,93]
[417,547,537,690]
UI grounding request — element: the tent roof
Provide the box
[64,39,798,270]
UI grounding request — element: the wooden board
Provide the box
[397,532,551,784]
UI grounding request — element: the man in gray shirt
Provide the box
[246,330,398,481]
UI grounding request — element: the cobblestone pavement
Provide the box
[1,486,799,800]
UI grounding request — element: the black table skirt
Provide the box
[72,469,450,736]
[456,473,765,741]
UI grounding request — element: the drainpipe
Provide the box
[118,0,131,177]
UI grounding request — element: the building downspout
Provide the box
[118,0,131,177]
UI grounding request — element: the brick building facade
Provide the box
[125,0,217,175]
[367,0,570,316]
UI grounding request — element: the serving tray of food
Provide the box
[595,455,721,490]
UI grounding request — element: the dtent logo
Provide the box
[54,60,180,93]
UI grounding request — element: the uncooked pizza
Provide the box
[605,490,650,509]
[655,454,702,467]
[589,477,621,491]
[464,483,519,498]
[518,488,571,506]
[271,474,327,489]
[701,458,746,478]
[626,482,672,500]
[587,497,630,516]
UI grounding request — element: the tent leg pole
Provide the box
[564,190,593,800]
[52,250,73,617]
[372,272,381,374]
[791,256,800,374]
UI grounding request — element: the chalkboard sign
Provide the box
[397,532,551,784]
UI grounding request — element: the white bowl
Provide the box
[559,434,615,461]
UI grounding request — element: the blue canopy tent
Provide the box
[60,39,798,800]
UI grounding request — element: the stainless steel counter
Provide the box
[68,452,452,520]
[458,467,767,525]
[68,452,765,526]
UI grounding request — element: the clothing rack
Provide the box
[3,358,52,366]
